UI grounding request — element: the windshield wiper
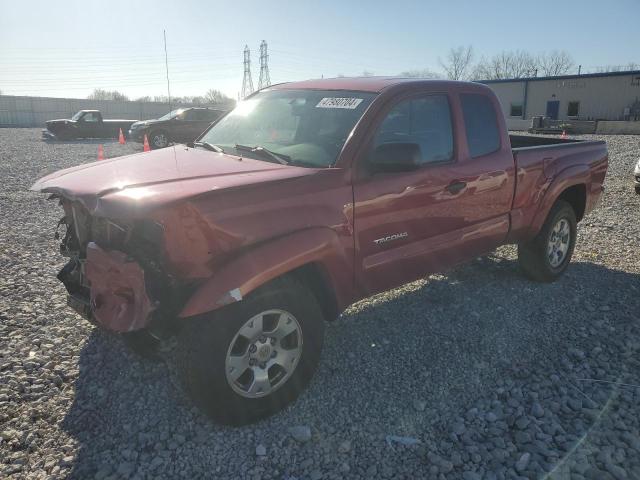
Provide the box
[194,141,224,153]
[234,144,291,165]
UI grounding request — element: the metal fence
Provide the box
[0,95,230,127]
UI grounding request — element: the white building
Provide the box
[480,70,640,129]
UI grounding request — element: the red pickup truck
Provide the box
[32,77,608,425]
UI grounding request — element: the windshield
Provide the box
[158,109,185,121]
[71,111,84,121]
[199,89,376,167]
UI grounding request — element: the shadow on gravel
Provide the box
[60,258,640,478]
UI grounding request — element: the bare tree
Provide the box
[595,63,639,73]
[398,68,443,79]
[538,50,575,76]
[472,50,538,80]
[361,70,375,77]
[204,89,233,104]
[439,46,474,80]
[88,89,129,101]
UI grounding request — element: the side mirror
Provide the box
[368,142,422,173]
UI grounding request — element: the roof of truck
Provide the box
[268,76,472,93]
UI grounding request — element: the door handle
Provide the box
[446,181,467,194]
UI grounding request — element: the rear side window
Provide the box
[374,95,453,165]
[183,110,201,121]
[204,110,223,121]
[461,94,500,158]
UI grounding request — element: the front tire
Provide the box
[176,276,325,425]
[518,200,577,282]
[149,130,169,149]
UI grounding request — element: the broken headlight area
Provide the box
[53,199,182,334]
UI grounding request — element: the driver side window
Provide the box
[83,112,99,122]
[373,95,454,165]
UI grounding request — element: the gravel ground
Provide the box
[1,128,639,480]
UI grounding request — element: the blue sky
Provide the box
[1,0,638,99]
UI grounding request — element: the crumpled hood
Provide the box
[31,145,317,218]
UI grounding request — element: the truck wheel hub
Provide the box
[225,309,303,398]
[255,343,272,361]
[547,218,570,268]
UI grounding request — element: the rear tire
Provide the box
[635,185,640,195]
[175,276,325,425]
[149,130,169,149]
[518,200,577,282]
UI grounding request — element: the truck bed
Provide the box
[507,134,608,243]
[509,134,582,149]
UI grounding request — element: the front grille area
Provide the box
[91,216,130,250]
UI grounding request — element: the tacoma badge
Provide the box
[373,232,408,245]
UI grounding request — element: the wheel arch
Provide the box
[529,165,590,238]
[288,262,340,322]
[557,184,587,222]
[178,227,351,320]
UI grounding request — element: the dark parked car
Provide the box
[128,107,227,149]
[42,110,137,140]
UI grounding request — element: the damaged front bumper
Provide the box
[42,129,58,140]
[61,242,157,333]
[84,242,157,332]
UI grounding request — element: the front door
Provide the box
[353,91,514,295]
[546,100,560,120]
[77,111,101,138]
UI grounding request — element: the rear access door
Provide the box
[352,87,515,295]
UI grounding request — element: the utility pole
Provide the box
[241,45,254,99]
[578,65,582,75]
[258,40,271,90]
[163,30,171,113]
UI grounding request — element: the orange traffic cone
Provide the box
[97,144,104,160]
[143,134,151,152]
[118,128,126,145]
[560,130,568,139]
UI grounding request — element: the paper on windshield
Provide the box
[316,97,364,109]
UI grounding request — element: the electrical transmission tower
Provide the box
[258,40,271,89]
[241,45,254,99]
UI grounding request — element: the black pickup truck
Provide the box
[42,110,138,140]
